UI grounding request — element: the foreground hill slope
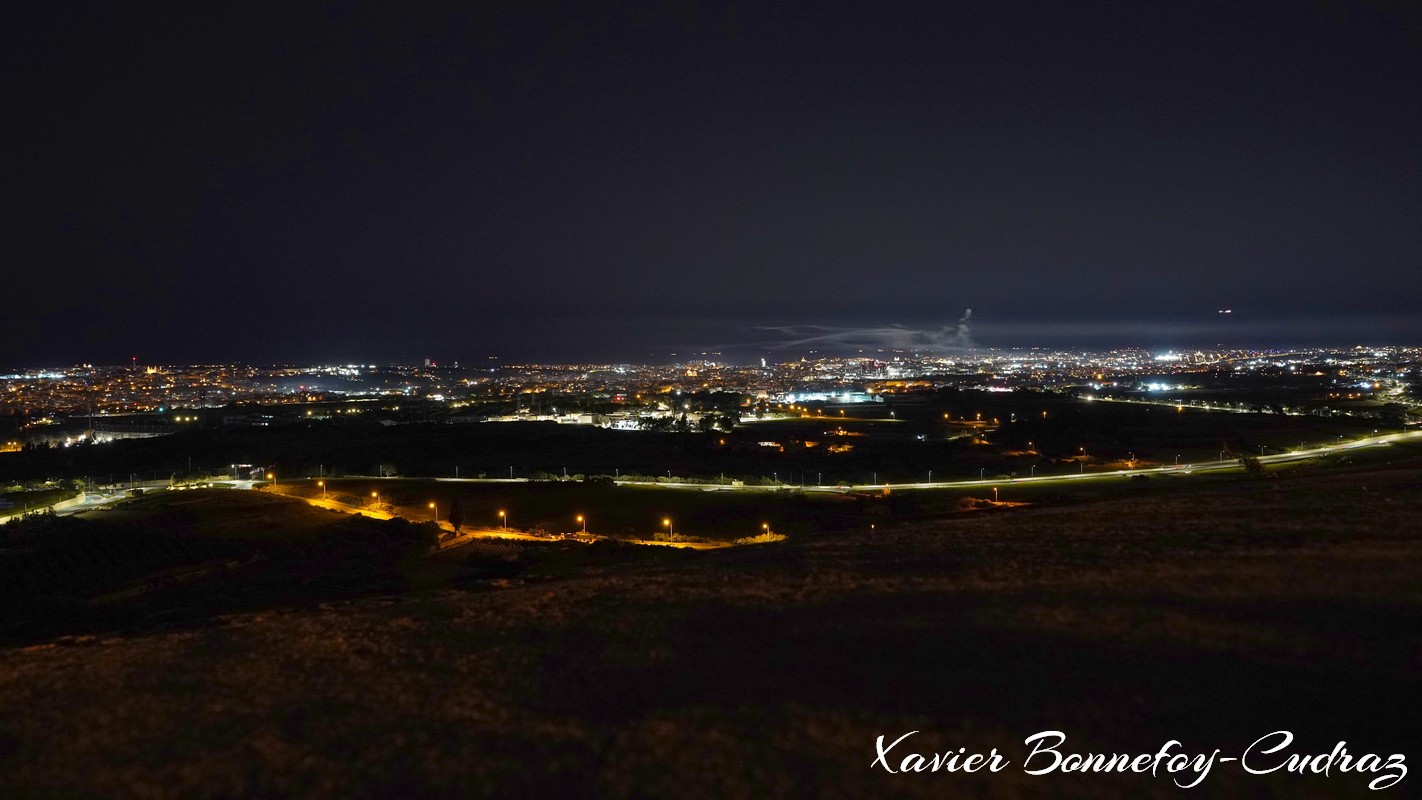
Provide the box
[2,467,1419,798]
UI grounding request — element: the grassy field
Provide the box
[0,487,78,520]
[0,461,1418,797]
[0,491,443,643]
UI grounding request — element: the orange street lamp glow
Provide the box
[576,514,586,532]
[663,517,673,536]
[498,510,507,528]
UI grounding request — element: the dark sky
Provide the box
[5,1,1420,366]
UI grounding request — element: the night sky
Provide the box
[5,1,1420,367]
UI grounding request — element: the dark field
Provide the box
[288,436,1417,542]
[0,392,1388,489]
[0,490,703,646]
[1,462,1419,798]
[0,491,442,644]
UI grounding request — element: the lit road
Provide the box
[19,431,1412,522]
[267,429,1422,497]
[601,429,1422,494]
[798,429,1422,493]
[1081,394,1307,415]
[272,430,1421,496]
[285,492,735,550]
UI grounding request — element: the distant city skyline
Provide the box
[6,343,1414,426]
[6,309,1421,371]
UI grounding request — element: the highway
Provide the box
[807,429,1422,492]
[320,429,1422,494]
[11,431,1418,523]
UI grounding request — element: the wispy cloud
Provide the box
[755,309,978,352]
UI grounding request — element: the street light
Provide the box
[429,501,438,523]
[318,480,326,498]
[663,517,673,537]
[498,509,507,529]
[576,514,586,533]
[992,487,999,503]
[762,522,770,535]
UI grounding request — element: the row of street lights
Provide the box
[350,492,776,539]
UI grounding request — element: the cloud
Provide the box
[755,309,978,352]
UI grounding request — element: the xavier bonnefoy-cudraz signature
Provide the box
[872,730,1407,790]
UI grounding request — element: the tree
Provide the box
[1240,456,1267,477]
[448,497,465,531]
